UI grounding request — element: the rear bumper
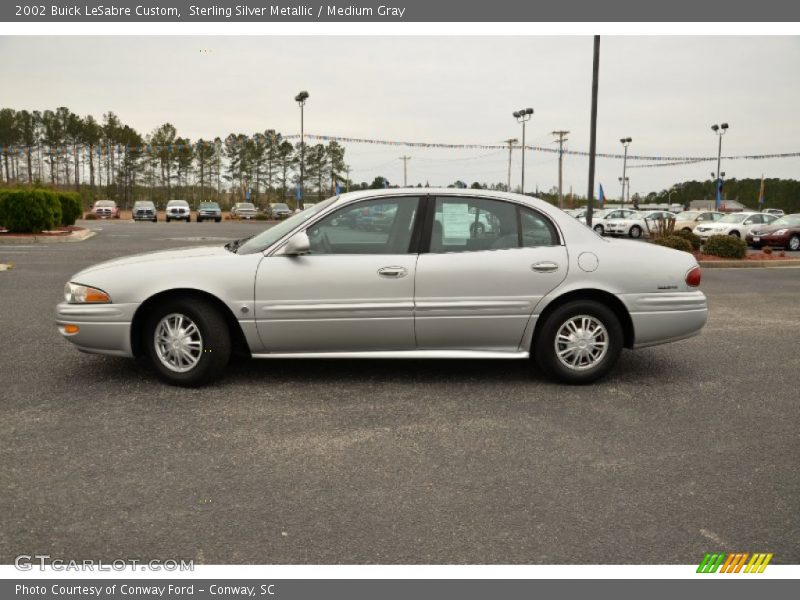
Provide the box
[56,302,138,357]
[618,291,708,348]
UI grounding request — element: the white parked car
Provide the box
[587,209,641,236]
[693,212,779,239]
[56,189,707,387]
[231,202,258,219]
[604,210,675,239]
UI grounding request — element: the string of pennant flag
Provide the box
[1,132,798,166]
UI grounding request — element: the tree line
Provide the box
[0,106,362,208]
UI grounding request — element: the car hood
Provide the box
[750,223,795,234]
[73,245,231,278]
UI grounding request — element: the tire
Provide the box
[629,225,642,239]
[729,230,740,238]
[788,235,800,251]
[166,217,171,223]
[144,296,231,387]
[533,300,624,384]
[593,224,604,235]
[152,218,157,223]
[681,227,692,233]
[186,217,191,223]
[197,217,203,223]
[215,218,221,223]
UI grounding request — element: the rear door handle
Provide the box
[378,266,408,278]
[532,261,559,273]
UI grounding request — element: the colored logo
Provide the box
[697,552,773,573]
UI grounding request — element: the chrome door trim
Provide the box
[252,349,530,359]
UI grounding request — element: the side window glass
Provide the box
[520,208,559,247]
[307,197,418,255]
[431,197,518,253]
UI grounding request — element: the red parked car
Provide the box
[90,199,120,219]
[745,213,800,251]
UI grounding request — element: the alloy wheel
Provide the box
[554,315,609,371]
[153,313,204,373]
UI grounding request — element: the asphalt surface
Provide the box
[1,220,798,565]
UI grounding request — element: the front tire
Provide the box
[729,230,740,238]
[144,297,231,387]
[533,300,623,384]
[629,225,642,239]
[593,224,604,235]
[788,235,800,251]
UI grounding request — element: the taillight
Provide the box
[686,266,702,287]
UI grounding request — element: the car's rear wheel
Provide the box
[788,235,800,251]
[145,297,231,387]
[629,225,642,239]
[729,231,740,238]
[682,227,692,233]
[533,300,623,384]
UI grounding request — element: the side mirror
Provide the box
[282,231,311,256]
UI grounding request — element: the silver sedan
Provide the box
[57,189,708,387]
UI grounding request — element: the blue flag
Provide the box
[715,178,722,210]
[295,183,301,201]
[598,183,605,208]
[335,182,341,195]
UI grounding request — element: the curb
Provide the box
[699,259,800,268]
[0,228,96,244]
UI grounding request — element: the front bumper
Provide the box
[56,302,138,357]
[746,233,789,247]
[618,291,708,348]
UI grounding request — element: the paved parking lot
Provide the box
[1,220,798,564]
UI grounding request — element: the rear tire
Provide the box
[788,235,800,251]
[533,300,624,384]
[144,297,231,387]
[729,231,740,238]
[629,225,642,239]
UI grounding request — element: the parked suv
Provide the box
[165,200,191,223]
[132,200,157,222]
[196,202,222,223]
[91,199,119,219]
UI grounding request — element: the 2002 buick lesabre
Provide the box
[57,189,708,387]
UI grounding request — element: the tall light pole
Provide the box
[504,138,517,191]
[586,35,600,228]
[294,90,309,209]
[619,137,632,207]
[399,155,411,187]
[552,130,569,208]
[711,123,729,209]
[513,108,533,194]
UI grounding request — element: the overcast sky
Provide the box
[1,35,799,199]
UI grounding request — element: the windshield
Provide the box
[95,200,115,207]
[237,197,338,255]
[134,201,154,208]
[674,212,698,220]
[719,213,748,223]
[200,202,219,209]
[272,203,290,210]
[773,214,800,226]
[168,200,189,207]
[238,203,255,209]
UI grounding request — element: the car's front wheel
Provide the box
[593,224,604,235]
[144,297,231,387]
[788,235,800,251]
[629,225,642,239]
[533,300,623,384]
[729,230,740,238]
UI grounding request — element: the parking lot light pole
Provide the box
[513,108,533,194]
[619,137,632,207]
[711,123,729,209]
[294,90,309,210]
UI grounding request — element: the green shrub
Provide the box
[652,235,693,253]
[703,234,747,259]
[0,189,62,233]
[253,213,269,220]
[673,228,702,251]
[56,191,83,226]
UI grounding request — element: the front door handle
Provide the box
[378,266,408,278]
[532,261,559,273]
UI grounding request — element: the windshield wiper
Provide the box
[224,235,253,254]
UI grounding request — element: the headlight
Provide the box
[771,229,788,236]
[64,282,111,304]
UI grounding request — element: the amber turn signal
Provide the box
[63,324,80,334]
